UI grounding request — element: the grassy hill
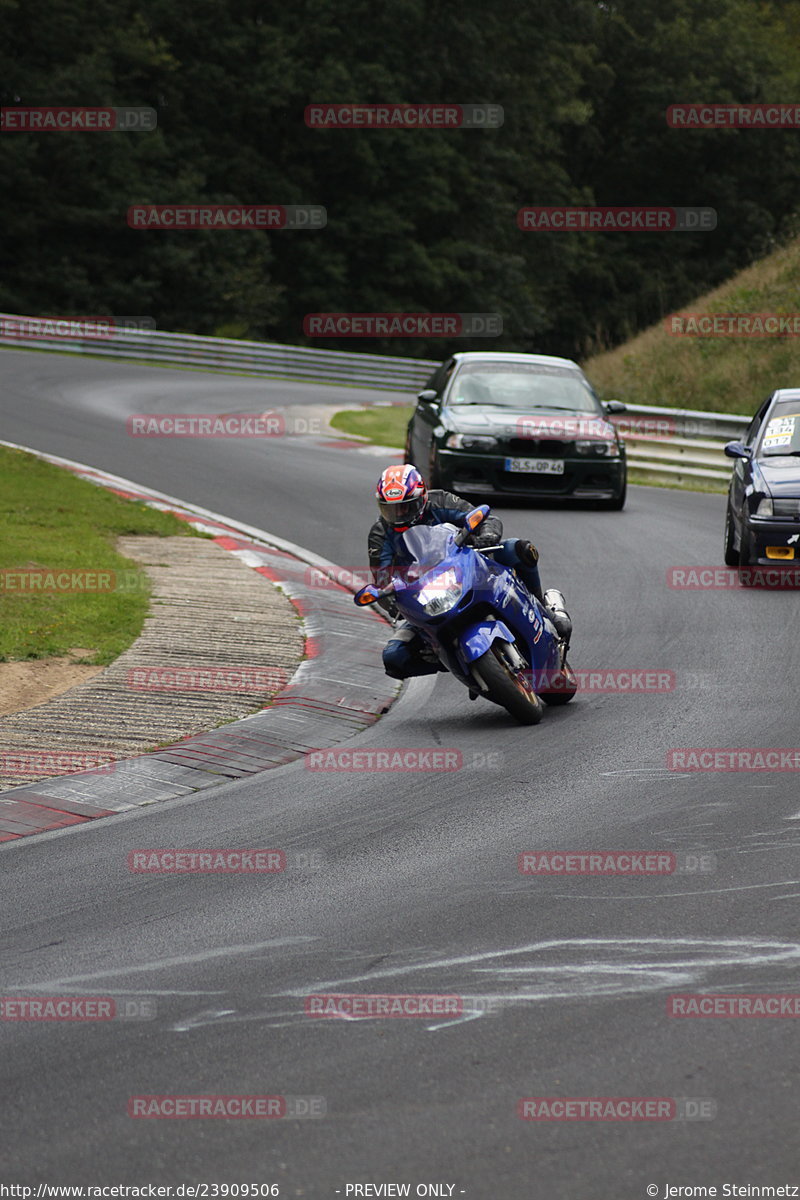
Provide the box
[584,234,800,415]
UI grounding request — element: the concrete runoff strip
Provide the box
[0,536,304,789]
[0,447,399,842]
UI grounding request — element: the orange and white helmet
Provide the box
[376,464,429,531]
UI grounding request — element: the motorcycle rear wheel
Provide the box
[540,659,577,706]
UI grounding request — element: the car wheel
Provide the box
[404,424,414,463]
[428,449,442,488]
[737,526,757,585]
[723,505,739,566]
[739,527,752,567]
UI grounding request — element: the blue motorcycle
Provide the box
[355,505,576,724]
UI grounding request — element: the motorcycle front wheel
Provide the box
[471,641,543,725]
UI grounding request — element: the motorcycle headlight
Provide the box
[755,496,774,516]
[418,568,461,615]
[575,439,618,456]
[445,434,499,450]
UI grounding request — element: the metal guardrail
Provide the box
[0,314,748,484]
[0,314,435,391]
[610,404,748,483]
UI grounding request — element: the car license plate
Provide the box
[504,457,565,475]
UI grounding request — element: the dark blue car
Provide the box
[724,388,800,567]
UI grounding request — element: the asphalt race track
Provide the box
[1,348,799,1197]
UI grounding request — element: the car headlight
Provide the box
[418,568,461,615]
[755,497,774,516]
[445,434,499,450]
[575,439,618,456]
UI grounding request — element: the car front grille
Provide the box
[498,471,568,491]
[504,438,574,456]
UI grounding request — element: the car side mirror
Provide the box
[724,441,752,460]
[417,389,438,403]
[603,400,627,415]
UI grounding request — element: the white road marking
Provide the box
[545,879,800,900]
[7,936,318,989]
[2,987,229,996]
[286,936,800,996]
[600,768,690,777]
[171,1009,237,1032]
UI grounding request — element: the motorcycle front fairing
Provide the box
[389,524,561,688]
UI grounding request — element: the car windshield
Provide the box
[398,524,457,576]
[448,363,599,413]
[758,401,800,457]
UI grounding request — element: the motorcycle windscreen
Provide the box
[398,524,459,579]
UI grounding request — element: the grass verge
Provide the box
[584,233,800,413]
[0,444,196,663]
[331,406,409,449]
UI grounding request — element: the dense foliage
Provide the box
[2,0,800,359]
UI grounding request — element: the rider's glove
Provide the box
[379,597,400,621]
[515,538,539,565]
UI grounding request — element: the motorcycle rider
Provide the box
[368,464,572,680]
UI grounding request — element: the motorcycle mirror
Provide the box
[455,504,491,546]
[466,504,490,530]
[354,584,381,606]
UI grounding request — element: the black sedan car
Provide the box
[724,388,800,567]
[405,351,628,508]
